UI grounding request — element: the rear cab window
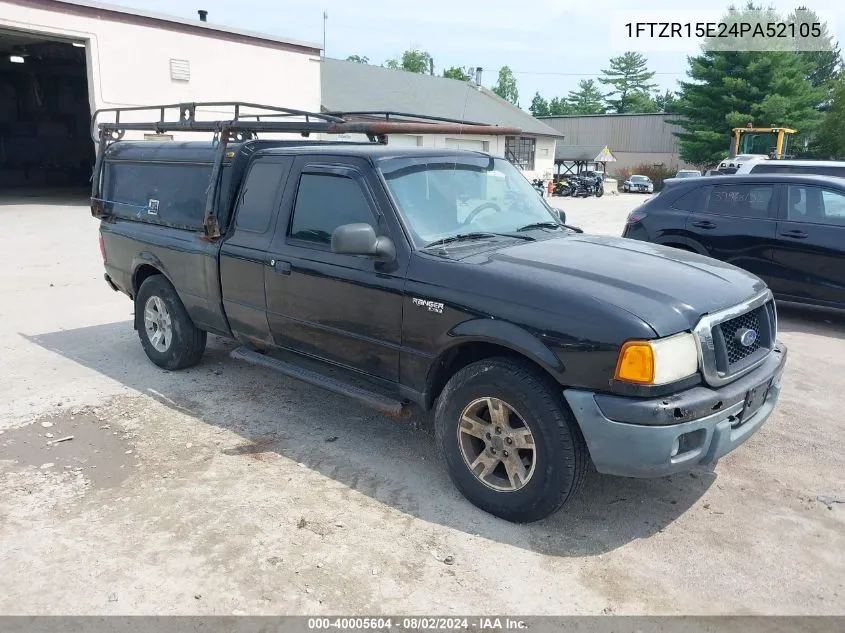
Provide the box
[234,159,292,234]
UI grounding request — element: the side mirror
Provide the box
[554,208,566,224]
[331,223,396,260]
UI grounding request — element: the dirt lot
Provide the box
[1,191,843,615]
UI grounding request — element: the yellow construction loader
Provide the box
[718,125,797,173]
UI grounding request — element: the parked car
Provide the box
[734,159,845,177]
[622,173,845,310]
[92,103,787,523]
[675,169,702,179]
[623,174,654,193]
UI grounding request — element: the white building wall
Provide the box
[323,132,555,183]
[0,1,321,140]
[523,136,556,181]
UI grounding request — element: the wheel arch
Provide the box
[131,255,174,331]
[424,320,564,410]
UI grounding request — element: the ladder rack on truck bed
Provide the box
[90,101,522,238]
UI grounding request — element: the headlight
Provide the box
[614,332,699,385]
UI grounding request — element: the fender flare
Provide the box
[130,252,173,330]
[426,319,565,405]
[131,251,172,293]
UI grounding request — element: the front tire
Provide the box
[434,357,588,523]
[136,275,207,370]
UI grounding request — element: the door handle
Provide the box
[270,259,291,275]
[692,220,716,229]
[779,230,808,239]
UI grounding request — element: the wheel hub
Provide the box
[143,295,173,353]
[457,397,537,492]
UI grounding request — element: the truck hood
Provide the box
[476,234,768,336]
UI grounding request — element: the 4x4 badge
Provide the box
[413,298,444,314]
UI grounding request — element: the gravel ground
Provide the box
[0,191,843,615]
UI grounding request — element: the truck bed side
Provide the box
[102,219,231,337]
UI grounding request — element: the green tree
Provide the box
[625,91,659,113]
[529,92,550,117]
[598,51,658,113]
[655,90,679,113]
[548,97,573,116]
[346,55,369,64]
[443,66,473,81]
[565,80,606,114]
[673,3,828,166]
[809,74,845,158]
[492,66,519,105]
[789,6,841,91]
[385,49,434,74]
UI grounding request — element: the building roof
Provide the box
[27,0,320,53]
[321,58,562,138]
[539,113,677,119]
[555,145,616,162]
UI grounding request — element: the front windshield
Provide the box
[379,155,561,248]
[631,175,649,182]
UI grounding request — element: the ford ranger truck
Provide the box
[92,103,787,522]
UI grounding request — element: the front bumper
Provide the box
[564,342,787,478]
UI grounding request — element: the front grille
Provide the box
[710,300,776,376]
[720,309,762,365]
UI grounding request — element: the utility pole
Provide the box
[322,10,327,59]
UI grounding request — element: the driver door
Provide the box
[264,157,407,382]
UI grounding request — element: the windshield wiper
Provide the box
[517,221,562,232]
[422,232,533,249]
[518,221,584,234]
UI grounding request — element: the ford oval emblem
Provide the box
[736,328,758,347]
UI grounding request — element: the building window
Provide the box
[505,136,535,170]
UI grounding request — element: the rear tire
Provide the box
[136,275,206,370]
[434,357,588,523]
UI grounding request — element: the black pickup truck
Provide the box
[92,103,787,522]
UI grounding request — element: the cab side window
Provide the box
[289,173,377,246]
[235,160,289,233]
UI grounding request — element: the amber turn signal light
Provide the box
[614,341,655,384]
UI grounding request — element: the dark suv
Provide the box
[622,173,845,310]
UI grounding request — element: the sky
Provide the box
[106,0,843,109]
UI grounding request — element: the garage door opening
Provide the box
[0,30,94,194]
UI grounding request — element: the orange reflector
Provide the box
[614,341,655,384]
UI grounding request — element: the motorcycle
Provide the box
[565,174,604,198]
[531,178,546,197]
[552,179,571,197]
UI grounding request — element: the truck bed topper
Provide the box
[90,102,522,238]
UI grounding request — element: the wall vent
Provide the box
[170,59,191,82]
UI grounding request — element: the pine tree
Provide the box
[548,97,573,116]
[809,75,845,158]
[673,4,828,166]
[598,52,657,113]
[565,80,606,114]
[529,92,550,117]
